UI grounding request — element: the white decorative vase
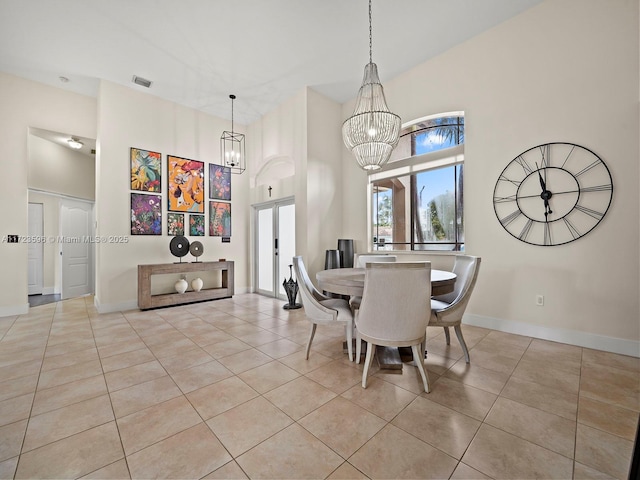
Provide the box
[175,278,188,294]
[191,277,203,292]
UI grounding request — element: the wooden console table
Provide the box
[138,261,234,310]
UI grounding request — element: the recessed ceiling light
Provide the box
[132,75,152,88]
[68,137,83,149]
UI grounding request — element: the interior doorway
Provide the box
[27,127,96,307]
[254,198,295,299]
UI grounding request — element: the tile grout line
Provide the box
[86,299,134,480]
[13,301,57,479]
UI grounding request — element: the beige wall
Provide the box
[94,81,250,312]
[305,89,344,275]
[341,0,639,354]
[247,88,343,281]
[28,135,95,201]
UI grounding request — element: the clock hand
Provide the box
[536,163,546,192]
[544,198,552,221]
[517,189,579,200]
[536,162,552,219]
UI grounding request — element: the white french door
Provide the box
[254,198,295,299]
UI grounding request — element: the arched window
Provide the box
[369,112,465,251]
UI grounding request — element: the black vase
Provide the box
[337,239,354,268]
[324,249,341,270]
[324,249,342,299]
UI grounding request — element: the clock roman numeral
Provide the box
[560,144,576,169]
[493,194,517,203]
[539,144,550,168]
[500,209,522,226]
[515,155,533,174]
[562,217,581,240]
[518,219,533,241]
[575,204,605,220]
[498,174,521,187]
[543,222,552,246]
[581,183,612,193]
[575,159,603,177]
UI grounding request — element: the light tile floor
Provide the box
[0,294,638,479]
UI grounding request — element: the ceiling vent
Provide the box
[132,75,152,88]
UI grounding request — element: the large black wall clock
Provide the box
[493,142,613,246]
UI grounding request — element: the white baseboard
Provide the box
[94,297,138,314]
[0,303,29,317]
[464,313,640,358]
[42,287,57,295]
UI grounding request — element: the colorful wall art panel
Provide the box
[167,155,204,213]
[167,213,184,236]
[210,201,231,237]
[131,193,162,235]
[189,214,205,236]
[131,148,161,192]
[209,164,231,201]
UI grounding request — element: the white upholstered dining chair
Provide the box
[429,255,481,363]
[353,254,397,268]
[355,262,432,393]
[292,256,355,361]
[349,254,397,310]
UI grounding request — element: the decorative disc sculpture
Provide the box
[189,241,204,262]
[169,235,190,263]
[282,265,301,310]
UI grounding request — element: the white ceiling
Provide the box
[0,0,541,126]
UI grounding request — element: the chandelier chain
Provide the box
[368,0,372,64]
[342,0,401,171]
[230,94,235,134]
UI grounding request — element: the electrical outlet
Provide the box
[536,295,544,306]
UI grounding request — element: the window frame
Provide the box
[367,113,465,253]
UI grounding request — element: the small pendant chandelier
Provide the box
[342,0,401,171]
[220,94,246,174]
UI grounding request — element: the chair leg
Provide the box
[355,330,362,364]
[345,324,354,362]
[444,326,451,345]
[454,325,470,363]
[362,341,375,388]
[411,344,430,393]
[305,323,317,360]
